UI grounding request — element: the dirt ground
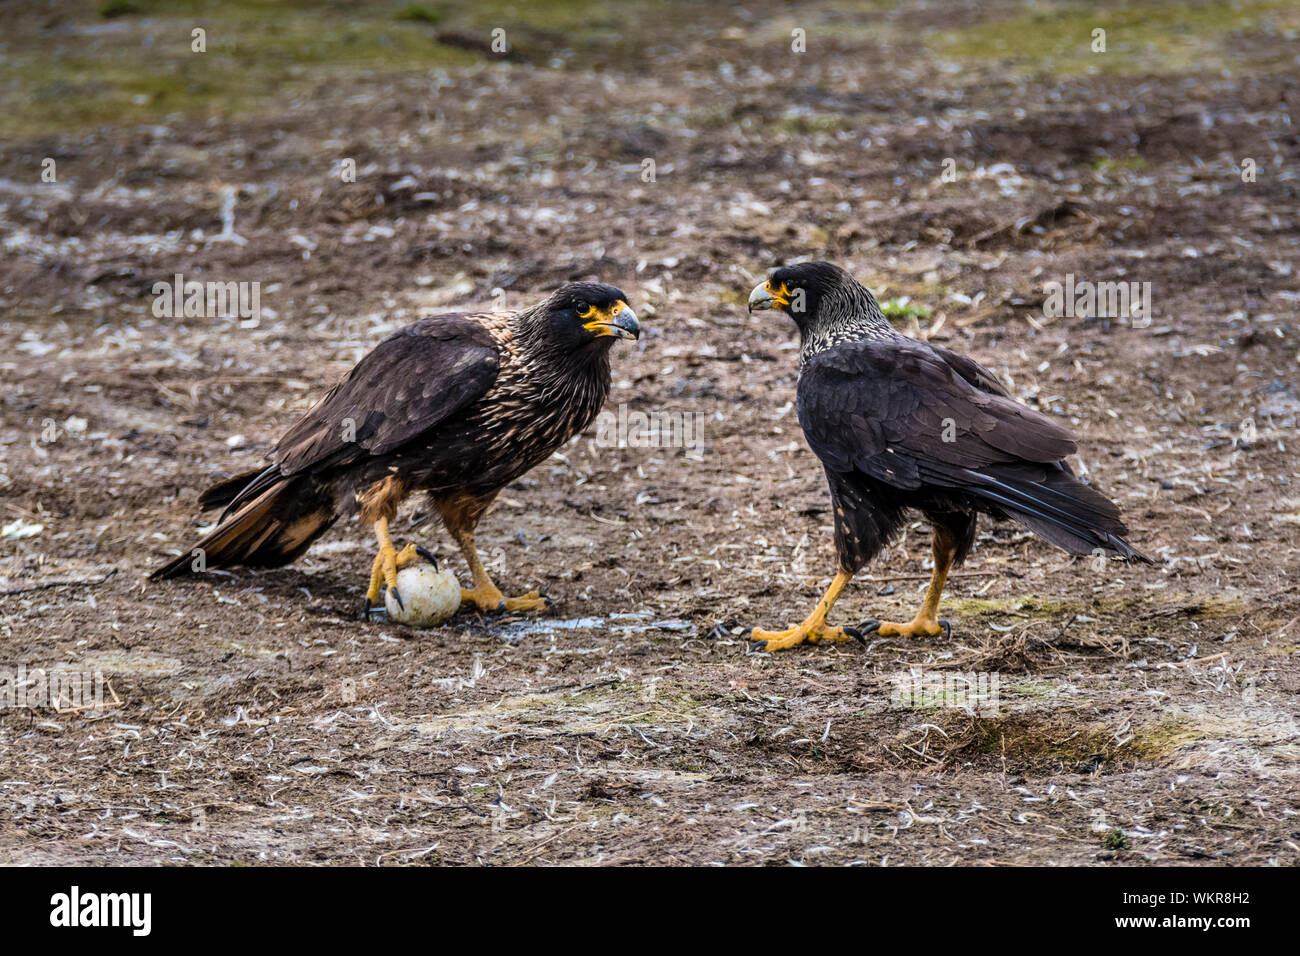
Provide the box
[2,0,1298,865]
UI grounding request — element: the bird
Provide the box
[745,261,1149,652]
[151,282,640,619]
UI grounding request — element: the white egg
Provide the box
[384,563,461,627]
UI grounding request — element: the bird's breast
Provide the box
[433,363,610,491]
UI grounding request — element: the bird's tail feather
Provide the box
[197,465,287,522]
[196,468,263,512]
[965,465,1151,562]
[151,476,336,580]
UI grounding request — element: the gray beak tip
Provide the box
[747,282,775,312]
[615,307,640,340]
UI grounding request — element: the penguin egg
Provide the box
[385,564,461,627]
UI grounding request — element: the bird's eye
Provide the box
[576,303,595,318]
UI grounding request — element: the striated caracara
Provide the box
[746,261,1149,652]
[151,282,640,617]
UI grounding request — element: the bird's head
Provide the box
[537,281,640,352]
[747,261,858,326]
[748,261,890,355]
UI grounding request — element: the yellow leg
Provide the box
[867,527,956,639]
[453,528,552,614]
[362,518,421,618]
[750,570,859,652]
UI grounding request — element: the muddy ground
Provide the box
[1,0,1298,865]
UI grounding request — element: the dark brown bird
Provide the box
[151,282,639,617]
[746,261,1149,652]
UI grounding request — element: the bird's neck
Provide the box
[510,309,613,403]
[509,305,548,358]
[799,282,895,366]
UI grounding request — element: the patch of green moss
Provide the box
[929,0,1299,77]
[772,111,849,136]
[0,0,671,138]
[99,0,140,17]
[943,596,1069,617]
[560,680,703,721]
[880,297,934,321]
[1127,718,1205,759]
[2,14,479,136]
[1102,828,1129,850]
[1197,595,1247,617]
[911,713,1201,773]
[1009,680,1057,699]
[396,4,448,24]
[1094,156,1149,173]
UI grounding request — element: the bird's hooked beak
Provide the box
[583,300,640,340]
[748,279,791,312]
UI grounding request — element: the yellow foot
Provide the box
[460,585,554,615]
[748,621,864,653]
[361,543,427,620]
[862,616,952,639]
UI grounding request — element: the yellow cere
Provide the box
[767,281,791,307]
[582,300,629,335]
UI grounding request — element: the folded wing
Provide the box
[797,338,1146,559]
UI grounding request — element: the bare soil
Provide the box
[1,0,1298,865]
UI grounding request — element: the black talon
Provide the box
[415,547,438,569]
[858,618,882,635]
[843,625,866,646]
[938,619,952,639]
[388,586,404,612]
[748,639,769,652]
[360,597,373,622]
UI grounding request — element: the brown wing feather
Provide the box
[926,343,1013,398]
[797,337,1076,486]
[275,313,500,473]
[211,314,501,519]
[797,337,1147,560]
